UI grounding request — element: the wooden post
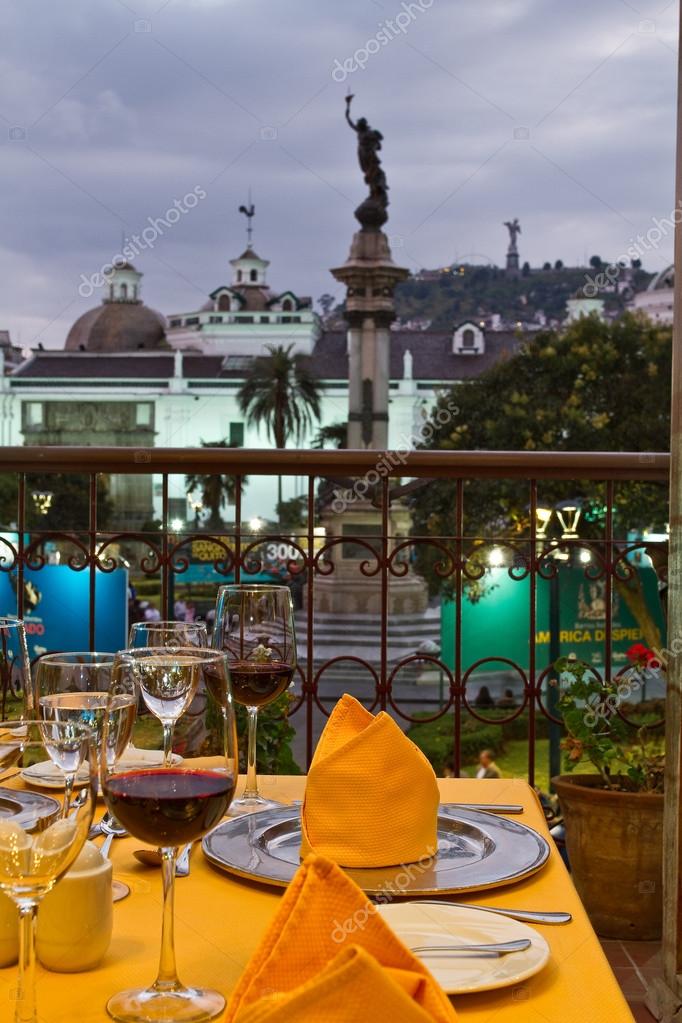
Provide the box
[650,4,682,1017]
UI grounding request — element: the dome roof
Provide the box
[647,265,674,291]
[65,302,167,353]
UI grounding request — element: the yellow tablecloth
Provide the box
[0,776,634,1023]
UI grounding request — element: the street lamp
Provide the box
[31,490,53,516]
[249,517,264,533]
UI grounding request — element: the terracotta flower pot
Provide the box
[552,774,663,940]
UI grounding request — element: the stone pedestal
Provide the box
[310,497,428,616]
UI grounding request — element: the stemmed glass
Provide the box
[101,647,238,1023]
[0,617,32,717]
[212,585,296,812]
[33,652,118,815]
[129,621,208,649]
[0,719,97,1023]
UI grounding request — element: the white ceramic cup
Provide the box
[0,840,113,972]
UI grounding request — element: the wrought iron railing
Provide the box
[0,447,670,782]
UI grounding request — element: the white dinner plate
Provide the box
[21,746,182,789]
[376,902,550,994]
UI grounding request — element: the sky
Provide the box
[0,0,678,349]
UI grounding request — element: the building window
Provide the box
[237,270,243,282]
[218,294,230,312]
[260,315,270,323]
[169,318,182,328]
[120,283,127,299]
[24,402,43,428]
[132,285,138,300]
[282,298,293,311]
[136,403,152,426]
[185,317,199,326]
[249,269,258,282]
[209,315,223,324]
[229,422,245,447]
[462,328,475,347]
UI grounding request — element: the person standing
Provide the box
[476,749,501,779]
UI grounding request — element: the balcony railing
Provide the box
[0,446,670,781]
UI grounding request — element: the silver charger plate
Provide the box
[202,804,550,895]
[0,785,60,831]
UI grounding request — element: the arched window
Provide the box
[462,328,475,347]
[132,285,138,300]
[218,294,230,312]
[109,284,114,300]
[120,283,127,299]
[250,269,258,282]
[237,270,242,282]
[282,298,293,311]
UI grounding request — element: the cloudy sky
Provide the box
[0,0,678,348]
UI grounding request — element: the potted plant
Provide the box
[551,647,665,940]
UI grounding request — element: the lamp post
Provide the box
[537,501,583,788]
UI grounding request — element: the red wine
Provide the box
[104,769,235,846]
[228,660,294,707]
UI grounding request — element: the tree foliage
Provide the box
[185,440,244,529]
[237,343,322,450]
[410,314,671,597]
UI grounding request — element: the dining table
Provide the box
[0,774,635,1023]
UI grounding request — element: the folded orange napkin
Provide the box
[225,855,457,1023]
[300,693,439,866]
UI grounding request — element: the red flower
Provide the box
[626,643,657,668]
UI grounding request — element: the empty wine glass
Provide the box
[0,719,97,1023]
[212,585,296,812]
[33,652,122,815]
[102,648,237,1022]
[0,617,32,718]
[129,621,208,649]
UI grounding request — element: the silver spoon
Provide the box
[133,844,192,876]
[411,900,572,925]
[411,938,531,957]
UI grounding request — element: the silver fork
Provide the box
[411,938,531,957]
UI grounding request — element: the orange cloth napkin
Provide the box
[225,854,457,1023]
[301,693,439,866]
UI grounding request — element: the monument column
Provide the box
[332,96,408,450]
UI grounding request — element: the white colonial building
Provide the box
[630,265,674,324]
[1,239,522,526]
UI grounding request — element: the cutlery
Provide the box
[133,843,193,876]
[90,816,127,842]
[411,938,531,957]
[100,830,115,859]
[442,804,524,815]
[411,900,572,925]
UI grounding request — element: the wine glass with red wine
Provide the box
[212,584,296,813]
[101,647,238,1023]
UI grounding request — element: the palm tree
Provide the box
[237,344,323,513]
[185,440,243,530]
[312,421,347,449]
